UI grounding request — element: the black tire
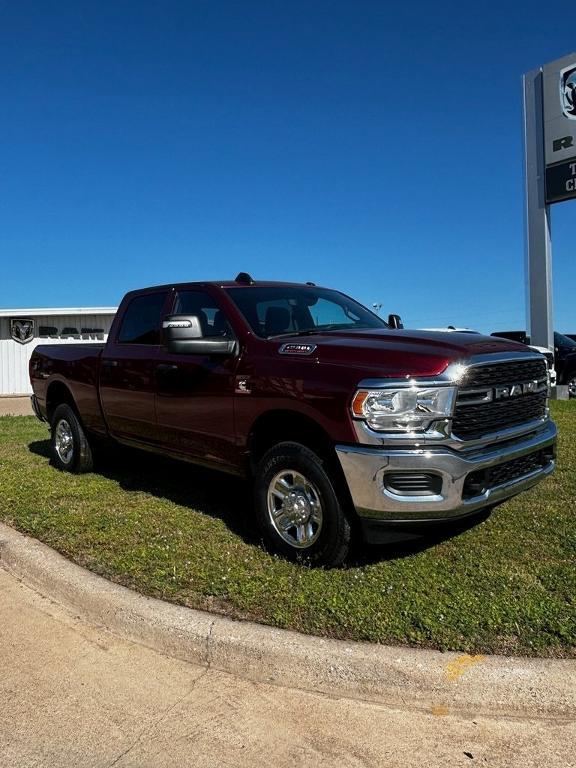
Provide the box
[50,403,94,473]
[254,442,351,567]
[566,374,576,398]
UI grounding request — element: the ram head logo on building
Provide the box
[10,318,35,344]
[560,64,576,120]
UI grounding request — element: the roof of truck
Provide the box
[0,307,117,317]
[126,276,322,294]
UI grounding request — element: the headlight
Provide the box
[351,386,457,432]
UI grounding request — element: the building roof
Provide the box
[0,307,117,318]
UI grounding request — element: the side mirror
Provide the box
[388,313,404,329]
[163,315,238,356]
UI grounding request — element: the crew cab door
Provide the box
[99,290,170,443]
[154,288,239,469]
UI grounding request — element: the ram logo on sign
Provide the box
[560,64,576,120]
[542,53,576,203]
[10,318,35,344]
[544,54,576,163]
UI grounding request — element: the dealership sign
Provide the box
[543,53,576,203]
[8,318,105,344]
[523,53,576,351]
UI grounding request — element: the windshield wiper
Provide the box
[267,324,378,340]
[267,329,325,340]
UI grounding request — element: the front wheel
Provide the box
[567,375,576,398]
[50,403,94,473]
[254,442,351,567]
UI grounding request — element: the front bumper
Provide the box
[335,419,557,524]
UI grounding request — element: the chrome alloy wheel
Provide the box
[267,469,323,549]
[568,377,576,398]
[55,419,74,464]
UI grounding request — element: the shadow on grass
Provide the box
[346,507,492,568]
[28,438,260,546]
[29,438,492,566]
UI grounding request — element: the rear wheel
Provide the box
[567,375,576,398]
[50,403,94,473]
[254,442,351,567]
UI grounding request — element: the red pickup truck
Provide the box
[30,274,556,566]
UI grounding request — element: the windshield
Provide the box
[226,286,388,338]
[554,332,576,349]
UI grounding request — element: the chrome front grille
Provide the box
[452,358,548,441]
[459,359,547,388]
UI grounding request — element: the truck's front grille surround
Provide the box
[452,358,548,441]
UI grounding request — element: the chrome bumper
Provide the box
[335,419,557,521]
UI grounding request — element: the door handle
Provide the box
[156,363,179,372]
[102,359,118,368]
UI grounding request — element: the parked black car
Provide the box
[553,333,576,396]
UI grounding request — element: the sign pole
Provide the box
[523,67,554,350]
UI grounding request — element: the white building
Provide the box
[0,307,117,396]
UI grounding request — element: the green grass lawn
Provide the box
[0,403,574,656]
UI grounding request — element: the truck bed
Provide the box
[30,344,106,433]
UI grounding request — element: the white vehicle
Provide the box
[527,345,557,386]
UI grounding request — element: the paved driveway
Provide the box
[0,396,33,416]
[0,567,573,767]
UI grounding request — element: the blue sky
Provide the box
[1,0,575,333]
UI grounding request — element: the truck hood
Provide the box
[276,328,534,378]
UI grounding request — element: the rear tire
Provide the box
[50,403,94,473]
[254,442,351,567]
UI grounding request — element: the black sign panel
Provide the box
[546,157,576,203]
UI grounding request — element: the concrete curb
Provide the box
[0,522,574,719]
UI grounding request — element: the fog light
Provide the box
[462,470,488,499]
